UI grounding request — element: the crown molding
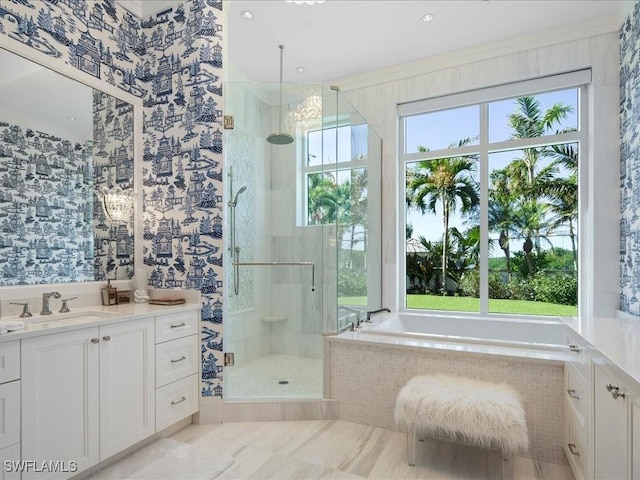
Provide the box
[332,14,623,93]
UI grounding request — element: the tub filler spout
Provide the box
[365,308,391,323]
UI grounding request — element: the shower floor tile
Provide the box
[225,354,323,400]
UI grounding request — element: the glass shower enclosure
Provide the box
[224,82,381,401]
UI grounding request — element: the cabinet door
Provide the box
[632,400,640,479]
[594,363,629,479]
[22,328,100,479]
[0,381,20,451]
[0,443,21,480]
[99,317,155,460]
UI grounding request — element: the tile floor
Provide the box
[98,419,575,479]
[225,355,323,400]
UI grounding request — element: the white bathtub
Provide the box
[359,312,567,350]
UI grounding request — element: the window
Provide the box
[303,124,368,226]
[399,72,588,317]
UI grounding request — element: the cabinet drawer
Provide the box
[156,311,198,344]
[565,415,588,480]
[0,341,19,384]
[156,335,198,387]
[0,443,20,480]
[565,332,589,381]
[156,374,198,431]
[566,365,588,435]
[0,381,19,451]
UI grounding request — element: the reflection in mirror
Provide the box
[0,48,134,286]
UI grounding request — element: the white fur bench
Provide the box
[394,374,529,478]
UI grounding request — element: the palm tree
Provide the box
[503,97,573,273]
[541,140,579,270]
[407,141,479,294]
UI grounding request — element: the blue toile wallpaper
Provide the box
[0,0,225,398]
[620,0,640,315]
[0,121,94,285]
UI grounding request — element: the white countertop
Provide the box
[564,314,640,386]
[0,302,200,343]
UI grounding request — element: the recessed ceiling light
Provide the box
[421,13,434,22]
[296,66,305,73]
[67,116,76,121]
[240,10,253,19]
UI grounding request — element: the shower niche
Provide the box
[224,82,382,401]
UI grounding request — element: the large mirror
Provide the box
[0,48,134,286]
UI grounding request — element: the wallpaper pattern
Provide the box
[0,121,93,285]
[0,0,225,398]
[620,1,640,314]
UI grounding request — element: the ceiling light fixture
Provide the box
[284,1,326,4]
[421,13,434,22]
[287,95,323,134]
[296,66,305,73]
[240,10,253,19]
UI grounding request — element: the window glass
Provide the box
[405,105,479,154]
[488,89,578,143]
[401,83,581,317]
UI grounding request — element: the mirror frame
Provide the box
[0,36,143,291]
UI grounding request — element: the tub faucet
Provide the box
[41,291,61,315]
[365,307,391,323]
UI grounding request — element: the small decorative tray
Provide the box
[148,298,186,305]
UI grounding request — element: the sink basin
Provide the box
[28,310,116,324]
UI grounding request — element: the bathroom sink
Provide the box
[28,310,116,324]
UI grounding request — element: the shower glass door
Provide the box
[223,82,382,401]
[224,82,326,400]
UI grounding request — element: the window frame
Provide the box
[397,70,590,318]
[300,120,368,227]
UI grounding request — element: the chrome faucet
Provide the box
[365,307,391,323]
[41,291,61,315]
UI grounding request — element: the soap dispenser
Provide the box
[101,279,118,306]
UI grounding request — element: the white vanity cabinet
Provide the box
[563,331,592,480]
[0,341,21,480]
[594,362,630,479]
[21,317,155,478]
[154,311,199,431]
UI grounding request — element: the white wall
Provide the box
[338,29,621,318]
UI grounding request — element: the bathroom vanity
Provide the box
[563,315,640,480]
[0,302,200,480]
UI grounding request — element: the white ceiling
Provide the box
[0,50,93,144]
[125,0,633,84]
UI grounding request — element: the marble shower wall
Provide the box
[0,0,225,398]
[620,1,640,314]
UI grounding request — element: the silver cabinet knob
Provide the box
[568,344,582,353]
[567,389,581,400]
[91,338,100,344]
[568,443,580,457]
[102,335,111,342]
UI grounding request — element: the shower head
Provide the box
[267,132,294,145]
[229,186,247,207]
[267,45,294,146]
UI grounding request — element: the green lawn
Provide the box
[340,294,576,317]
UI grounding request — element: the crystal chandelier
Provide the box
[287,95,323,134]
[102,186,134,223]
